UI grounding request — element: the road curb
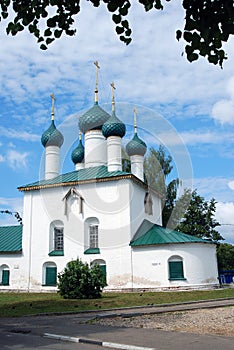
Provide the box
[43,332,155,350]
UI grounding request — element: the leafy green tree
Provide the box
[162,178,185,228]
[0,1,233,66]
[217,243,234,271]
[58,259,107,299]
[143,146,181,227]
[144,146,173,197]
[176,190,223,242]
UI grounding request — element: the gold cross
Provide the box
[94,61,100,102]
[110,82,116,111]
[134,107,137,133]
[50,93,56,120]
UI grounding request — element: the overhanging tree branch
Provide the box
[0,210,23,225]
[0,1,233,67]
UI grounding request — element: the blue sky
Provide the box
[0,1,233,243]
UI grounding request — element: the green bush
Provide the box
[58,259,107,299]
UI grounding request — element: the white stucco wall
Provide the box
[131,243,218,289]
[129,181,162,241]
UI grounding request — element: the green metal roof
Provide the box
[18,166,132,191]
[130,220,212,246]
[0,225,22,253]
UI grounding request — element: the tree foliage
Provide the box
[216,243,234,271]
[143,145,181,227]
[58,259,107,299]
[0,1,233,67]
[144,146,173,197]
[176,190,223,242]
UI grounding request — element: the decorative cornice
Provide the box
[18,172,163,198]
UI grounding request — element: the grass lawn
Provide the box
[0,288,233,318]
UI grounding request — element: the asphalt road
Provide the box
[0,298,233,350]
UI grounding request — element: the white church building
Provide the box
[0,68,219,292]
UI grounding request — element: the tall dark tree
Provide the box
[216,243,234,271]
[176,190,223,242]
[162,178,186,228]
[0,1,233,66]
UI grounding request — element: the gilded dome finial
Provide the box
[110,82,116,112]
[134,107,137,134]
[50,93,56,121]
[94,61,100,103]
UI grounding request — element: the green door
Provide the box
[2,270,10,286]
[99,264,106,283]
[45,267,57,286]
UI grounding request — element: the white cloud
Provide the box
[216,202,234,225]
[211,99,234,125]
[215,202,234,244]
[7,150,29,169]
[228,181,234,191]
[227,76,234,100]
[0,154,4,162]
[0,126,39,142]
[211,76,234,125]
[191,177,234,203]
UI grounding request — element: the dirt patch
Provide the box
[95,307,234,337]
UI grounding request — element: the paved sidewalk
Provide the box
[0,298,233,350]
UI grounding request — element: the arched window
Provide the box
[42,262,57,286]
[144,192,153,215]
[84,217,100,254]
[49,220,64,256]
[0,264,10,286]
[168,256,186,280]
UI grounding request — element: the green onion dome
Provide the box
[41,120,64,148]
[126,133,147,156]
[79,102,110,133]
[71,140,84,164]
[102,111,126,138]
